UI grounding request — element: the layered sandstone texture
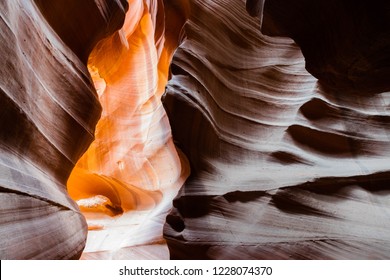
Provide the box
[163,0,390,259]
[68,0,189,259]
[0,0,128,259]
[1,0,390,260]
[0,0,189,259]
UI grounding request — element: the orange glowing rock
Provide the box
[67,0,189,259]
[0,0,128,259]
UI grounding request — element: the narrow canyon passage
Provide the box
[1,0,390,260]
[67,0,190,259]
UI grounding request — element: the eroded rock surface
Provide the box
[67,0,189,259]
[260,0,390,94]
[0,0,127,259]
[2,0,390,260]
[163,0,390,259]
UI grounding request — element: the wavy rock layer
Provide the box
[260,0,390,94]
[67,0,189,259]
[0,0,126,259]
[163,0,390,259]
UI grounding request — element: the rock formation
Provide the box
[163,0,390,259]
[0,0,127,259]
[1,0,390,260]
[68,0,189,259]
[0,0,190,260]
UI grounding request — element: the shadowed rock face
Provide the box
[259,0,390,94]
[2,0,390,260]
[246,0,264,17]
[33,0,129,63]
[0,0,126,259]
[163,0,390,259]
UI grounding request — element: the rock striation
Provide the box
[258,0,390,94]
[2,0,390,260]
[67,0,189,259]
[0,0,127,259]
[163,0,390,259]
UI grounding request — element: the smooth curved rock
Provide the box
[246,0,264,17]
[67,0,189,259]
[33,0,128,63]
[0,0,126,259]
[3,0,390,260]
[163,0,390,259]
[258,0,390,94]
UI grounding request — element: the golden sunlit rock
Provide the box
[67,0,189,259]
[2,0,390,260]
[0,0,127,259]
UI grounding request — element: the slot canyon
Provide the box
[1,0,390,259]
